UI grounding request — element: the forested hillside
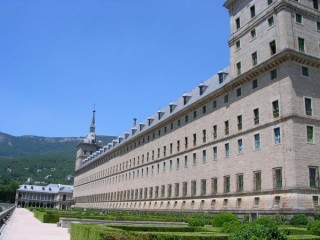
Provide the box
[0,132,115,185]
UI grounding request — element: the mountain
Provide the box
[0,132,116,185]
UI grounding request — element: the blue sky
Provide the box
[0,0,230,137]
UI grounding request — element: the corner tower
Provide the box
[75,109,101,171]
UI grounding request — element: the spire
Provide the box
[90,106,95,133]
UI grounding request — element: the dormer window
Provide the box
[148,117,154,126]
[218,71,228,84]
[183,94,191,105]
[198,83,207,95]
[132,128,137,135]
[158,111,164,120]
[139,123,145,131]
[169,103,177,113]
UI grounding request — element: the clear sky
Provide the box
[0,0,230,138]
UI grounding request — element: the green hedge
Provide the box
[70,224,228,240]
[109,225,202,232]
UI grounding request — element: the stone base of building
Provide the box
[75,192,320,217]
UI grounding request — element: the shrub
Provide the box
[273,214,288,225]
[229,223,287,240]
[221,220,241,233]
[212,212,238,227]
[314,212,320,220]
[289,214,308,226]
[254,216,278,228]
[308,221,320,236]
[187,218,205,227]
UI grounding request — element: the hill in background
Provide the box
[0,132,116,185]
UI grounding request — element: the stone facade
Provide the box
[73,0,320,215]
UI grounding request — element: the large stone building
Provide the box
[73,0,320,216]
[15,184,74,209]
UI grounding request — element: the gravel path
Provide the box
[0,208,69,240]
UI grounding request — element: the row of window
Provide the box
[234,0,319,32]
[76,124,315,192]
[76,166,319,205]
[77,96,316,186]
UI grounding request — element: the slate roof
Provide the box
[81,66,230,167]
[17,184,73,194]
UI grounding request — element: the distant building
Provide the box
[73,0,320,216]
[15,184,74,209]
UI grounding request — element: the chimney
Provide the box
[133,118,137,127]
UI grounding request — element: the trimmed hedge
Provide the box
[70,224,228,240]
[307,221,320,236]
[187,218,205,227]
[110,225,202,232]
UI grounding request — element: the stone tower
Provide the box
[75,109,101,171]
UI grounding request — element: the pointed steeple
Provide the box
[90,107,95,133]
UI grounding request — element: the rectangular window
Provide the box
[185,137,188,149]
[155,186,159,198]
[184,155,188,167]
[254,134,261,150]
[169,160,172,171]
[224,94,229,103]
[238,139,243,154]
[163,162,166,172]
[177,140,180,152]
[307,126,314,143]
[161,185,165,198]
[185,114,189,123]
[298,37,305,52]
[251,29,256,39]
[274,127,281,144]
[273,100,279,118]
[183,182,188,196]
[175,183,179,197]
[225,143,230,157]
[213,100,217,109]
[268,0,273,5]
[201,179,207,196]
[236,40,240,50]
[236,17,240,29]
[203,105,206,114]
[224,176,230,193]
[317,21,320,31]
[193,110,197,118]
[237,174,244,192]
[191,180,197,196]
[236,87,242,97]
[309,167,318,188]
[270,40,276,55]
[273,168,282,189]
[225,120,229,135]
[305,98,312,116]
[268,16,274,27]
[254,108,259,124]
[295,13,302,24]
[237,115,242,130]
[252,79,258,89]
[211,177,218,194]
[213,146,217,160]
[271,69,278,80]
[167,184,172,198]
[313,0,319,9]
[254,171,262,191]
[202,150,207,163]
[250,5,256,18]
[302,66,309,77]
[236,62,241,76]
[193,133,196,146]
[193,153,197,165]
[176,158,180,169]
[203,129,207,143]
[252,52,258,66]
[213,125,217,139]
